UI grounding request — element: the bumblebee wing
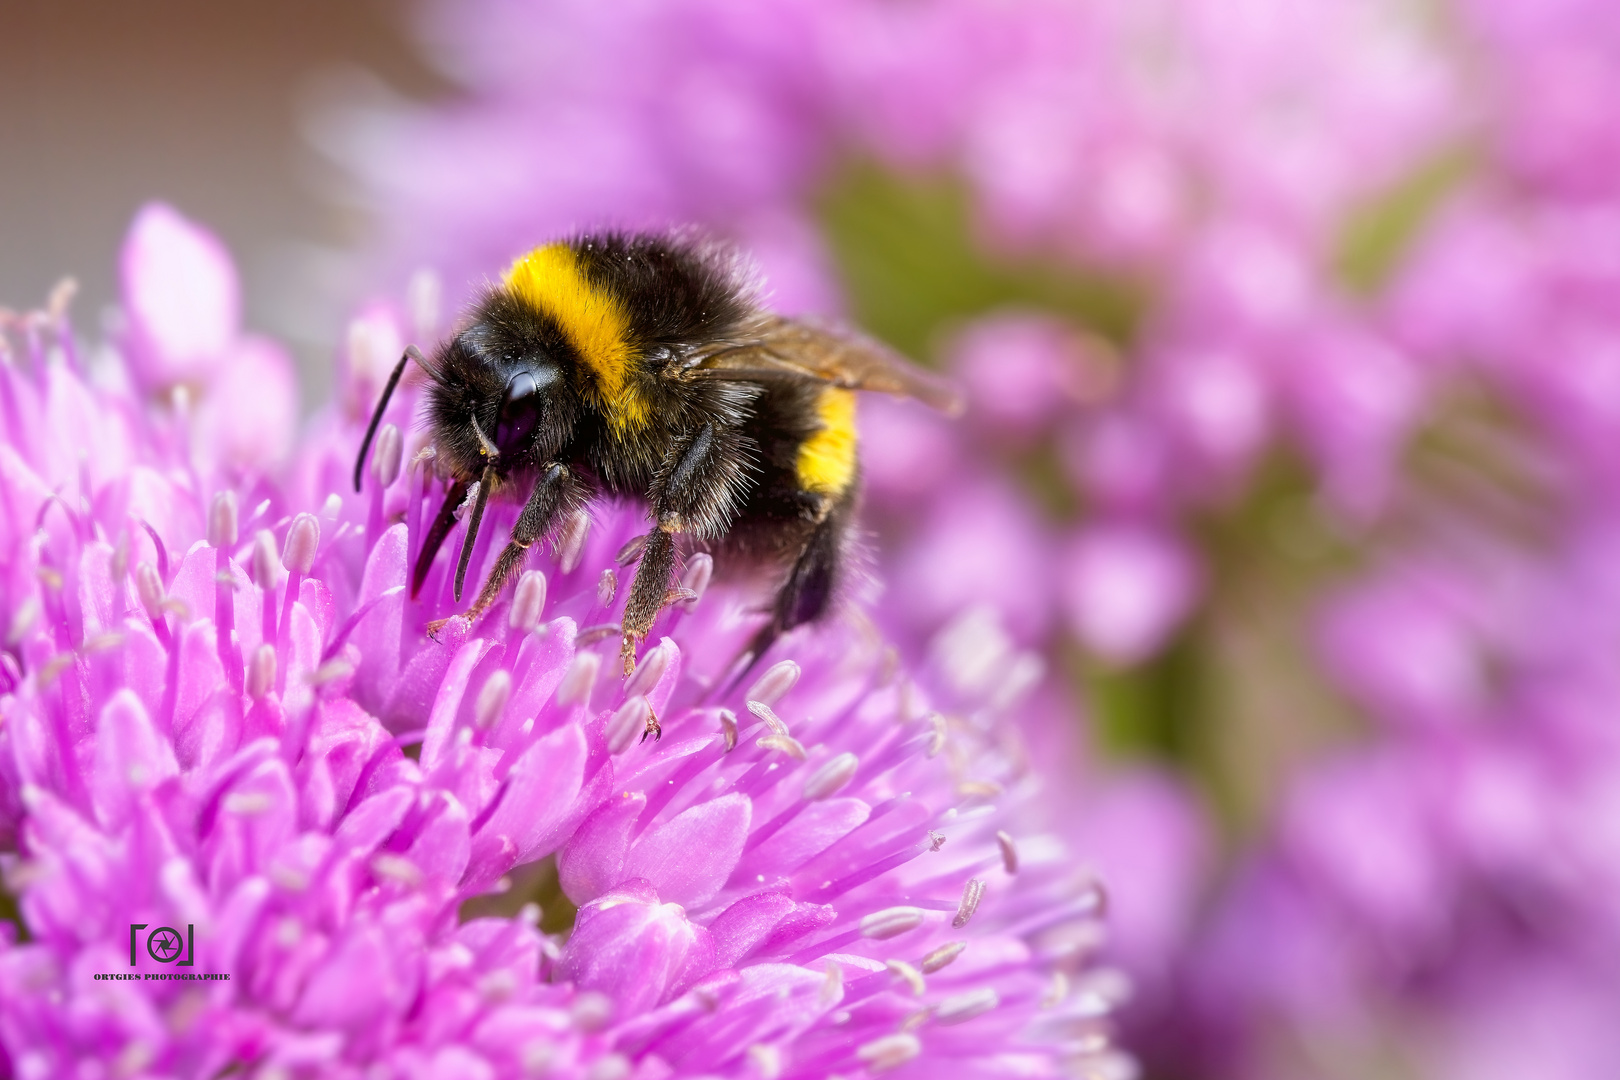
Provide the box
[684,315,964,416]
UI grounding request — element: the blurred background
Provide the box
[8,1,1620,1078]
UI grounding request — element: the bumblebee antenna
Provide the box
[354,345,436,493]
[453,462,496,602]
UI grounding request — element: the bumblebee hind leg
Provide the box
[735,493,855,688]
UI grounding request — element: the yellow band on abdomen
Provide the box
[796,387,858,496]
[504,244,648,435]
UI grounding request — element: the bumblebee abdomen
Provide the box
[795,387,858,497]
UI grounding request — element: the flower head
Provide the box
[0,207,1125,1078]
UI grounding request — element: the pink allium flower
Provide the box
[0,207,1128,1078]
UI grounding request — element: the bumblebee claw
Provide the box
[426,614,463,640]
[640,705,662,744]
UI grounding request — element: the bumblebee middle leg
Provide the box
[621,421,754,679]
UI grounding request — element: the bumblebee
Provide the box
[354,231,959,695]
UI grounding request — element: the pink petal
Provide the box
[622,792,752,910]
[120,202,240,386]
[91,689,178,829]
[558,790,646,905]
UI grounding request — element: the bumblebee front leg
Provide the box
[430,463,587,632]
[621,421,752,682]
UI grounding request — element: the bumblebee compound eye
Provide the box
[505,370,538,406]
[494,364,559,454]
[505,362,559,406]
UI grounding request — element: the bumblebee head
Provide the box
[429,323,583,482]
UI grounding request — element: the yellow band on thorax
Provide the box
[504,244,648,435]
[796,387,858,496]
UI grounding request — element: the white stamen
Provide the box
[926,712,947,757]
[475,669,512,730]
[756,734,806,760]
[952,878,986,928]
[572,991,614,1032]
[508,570,546,632]
[624,639,671,698]
[920,941,966,974]
[719,708,738,752]
[222,791,274,815]
[6,597,40,645]
[1042,971,1070,1009]
[746,698,789,736]
[997,830,1019,874]
[370,423,404,489]
[802,752,858,801]
[679,552,712,607]
[556,652,600,707]
[247,645,276,701]
[855,1034,920,1072]
[597,568,617,606]
[208,491,238,549]
[885,959,925,996]
[746,659,799,706]
[134,563,165,621]
[819,961,844,1007]
[956,780,1003,799]
[746,1044,782,1080]
[370,854,423,886]
[935,987,999,1026]
[557,511,590,574]
[614,533,647,565]
[283,513,320,575]
[860,906,926,940]
[251,530,283,591]
[606,696,650,755]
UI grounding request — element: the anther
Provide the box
[996,830,1019,874]
[935,988,999,1026]
[802,752,858,801]
[756,734,806,760]
[885,959,925,997]
[475,669,512,730]
[746,699,789,737]
[283,513,320,575]
[557,512,590,574]
[556,652,600,707]
[597,568,617,606]
[508,571,547,632]
[370,423,403,488]
[605,696,649,755]
[624,639,671,698]
[920,941,966,974]
[247,645,277,701]
[860,906,925,940]
[746,660,799,706]
[855,1034,920,1072]
[207,491,238,549]
[135,562,165,621]
[614,533,647,565]
[719,708,738,752]
[251,530,283,591]
[952,878,986,928]
[679,553,713,607]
